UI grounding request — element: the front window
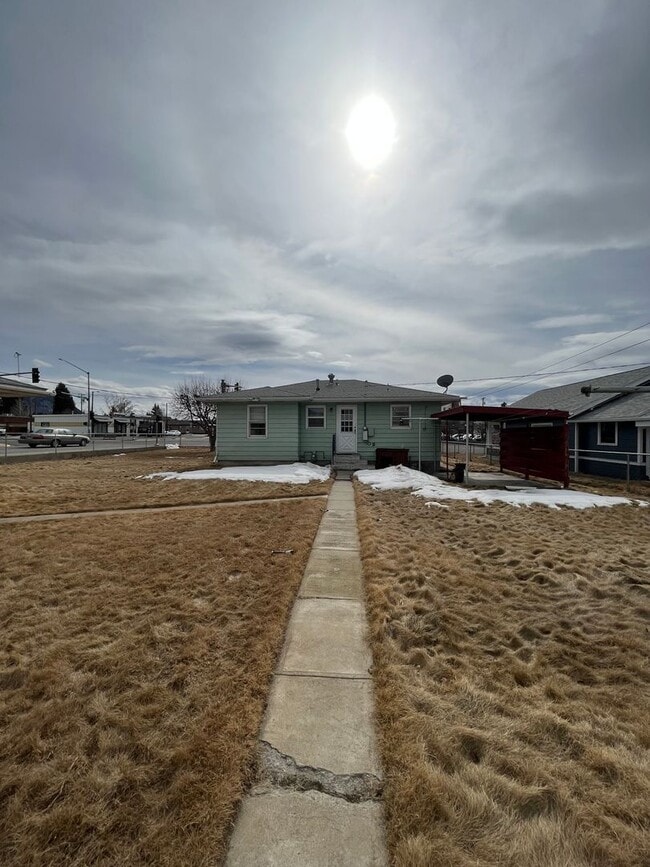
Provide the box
[247,405,267,438]
[598,422,617,446]
[391,404,411,428]
[306,406,326,429]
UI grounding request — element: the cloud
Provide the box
[496,183,650,249]
[1,2,649,405]
[533,315,610,330]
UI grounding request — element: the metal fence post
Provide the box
[626,454,630,491]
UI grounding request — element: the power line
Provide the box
[521,319,650,377]
[471,323,650,401]
[35,377,174,401]
[475,337,650,401]
[398,361,648,387]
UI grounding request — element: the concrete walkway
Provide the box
[0,493,327,525]
[225,479,387,866]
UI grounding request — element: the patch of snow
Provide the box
[355,465,647,510]
[112,453,127,457]
[165,443,180,449]
[355,466,434,491]
[144,462,331,484]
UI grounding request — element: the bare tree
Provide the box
[104,393,135,415]
[171,377,221,450]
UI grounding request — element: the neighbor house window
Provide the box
[391,404,411,428]
[306,406,326,429]
[247,405,268,438]
[598,422,617,446]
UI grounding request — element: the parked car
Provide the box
[18,428,90,448]
[165,429,182,436]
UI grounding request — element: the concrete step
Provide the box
[332,453,368,470]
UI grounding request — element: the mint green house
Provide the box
[203,377,459,471]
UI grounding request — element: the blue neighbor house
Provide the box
[512,366,650,480]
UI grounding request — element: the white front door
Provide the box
[336,405,357,453]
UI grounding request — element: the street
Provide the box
[1,433,210,461]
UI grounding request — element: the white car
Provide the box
[18,428,90,448]
[165,429,182,436]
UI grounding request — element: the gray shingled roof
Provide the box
[511,366,650,418]
[0,375,49,398]
[576,391,650,422]
[202,378,459,404]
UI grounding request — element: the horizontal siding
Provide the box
[216,403,299,462]
[360,403,442,465]
[217,400,446,465]
[298,403,335,460]
[298,401,444,465]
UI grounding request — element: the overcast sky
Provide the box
[1,0,648,411]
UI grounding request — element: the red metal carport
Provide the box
[432,406,570,487]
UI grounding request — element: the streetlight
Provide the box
[58,357,91,441]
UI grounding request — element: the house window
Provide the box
[247,405,268,438]
[306,406,326,429]
[598,422,617,446]
[391,404,411,428]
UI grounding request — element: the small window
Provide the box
[306,406,326,429]
[391,404,411,428]
[247,405,267,438]
[598,422,617,446]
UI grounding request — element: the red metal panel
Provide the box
[500,424,569,487]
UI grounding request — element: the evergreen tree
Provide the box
[53,382,77,414]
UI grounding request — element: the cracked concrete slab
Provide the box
[320,508,356,526]
[225,789,387,867]
[313,526,360,549]
[261,676,381,776]
[257,742,382,801]
[279,598,372,676]
[301,548,363,599]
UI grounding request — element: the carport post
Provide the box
[465,411,470,484]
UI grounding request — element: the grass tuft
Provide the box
[356,483,650,866]
[1,487,325,865]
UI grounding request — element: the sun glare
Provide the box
[345,95,396,171]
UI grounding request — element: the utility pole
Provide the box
[14,351,21,374]
[58,357,91,441]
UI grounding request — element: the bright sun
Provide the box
[345,95,396,171]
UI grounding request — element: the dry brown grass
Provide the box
[1,498,325,865]
[356,484,650,866]
[0,450,331,517]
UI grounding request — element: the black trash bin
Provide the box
[452,462,466,483]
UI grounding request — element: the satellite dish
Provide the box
[437,374,454,393]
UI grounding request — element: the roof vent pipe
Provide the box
[328,373,335,383]
[315,379,320,391]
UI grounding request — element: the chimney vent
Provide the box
[328,373,335,383]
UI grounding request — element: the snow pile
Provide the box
[355,465,646,510]
[355,466,435,491]
[165,443,180,450]
[144,462,331,484]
